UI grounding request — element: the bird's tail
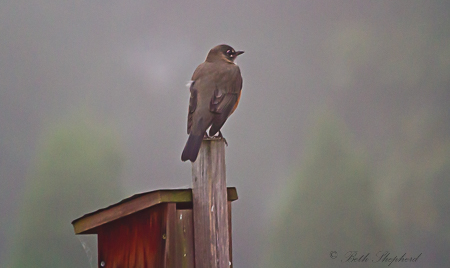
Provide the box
[181,134,203,162]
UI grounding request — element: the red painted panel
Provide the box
[97,203,168,268]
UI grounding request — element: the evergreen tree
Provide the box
[10,118,124,268]
[263,112,386,268]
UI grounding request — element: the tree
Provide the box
[10,117,124,268]
[263,112,387,268]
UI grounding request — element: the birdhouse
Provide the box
[72,187,238,268]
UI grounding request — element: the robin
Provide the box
[181,44,244,162]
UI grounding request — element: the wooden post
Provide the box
[192,138,230,268]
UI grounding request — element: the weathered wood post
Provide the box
[192,138,230,268]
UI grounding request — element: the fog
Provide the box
[1,1,449,267]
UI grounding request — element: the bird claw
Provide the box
[202,131,228,146]
[218,131,228,146]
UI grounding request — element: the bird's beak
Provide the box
[235,51,244,56]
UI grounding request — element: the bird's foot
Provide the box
[202,131,227,146]
[218,131,228,146]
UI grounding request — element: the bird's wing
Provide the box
[186,63,209,134]
[187,82,197,134]
[210,65,242,113]
[208,66,242,136]
[209,88,239,114]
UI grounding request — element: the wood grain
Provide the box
[192,138,230,268]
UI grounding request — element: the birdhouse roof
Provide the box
[71,187,237,234]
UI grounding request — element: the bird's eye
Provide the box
[226,49,233,56]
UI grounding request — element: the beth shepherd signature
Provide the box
[331,251,421,266]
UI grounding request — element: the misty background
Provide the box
[1,1,449,267]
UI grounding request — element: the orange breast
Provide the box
[230,91,241,115]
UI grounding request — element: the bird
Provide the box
[181,44,244,162]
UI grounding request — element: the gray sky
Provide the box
[1,1,449,267]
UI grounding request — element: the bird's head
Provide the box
[206,44,244,63]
